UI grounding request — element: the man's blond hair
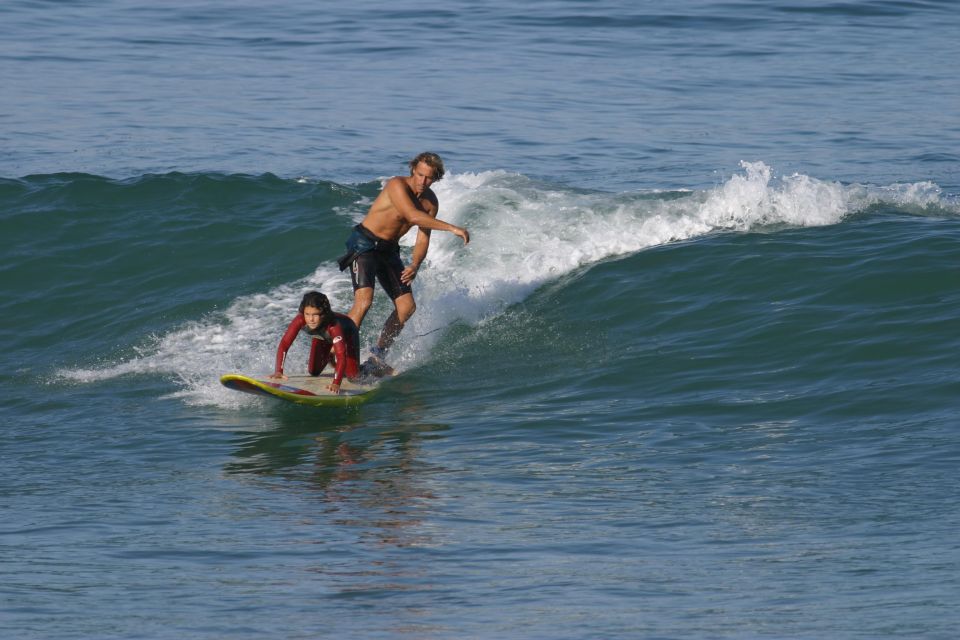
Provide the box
[409,152,445,181]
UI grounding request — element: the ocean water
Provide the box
[2,1,960,638]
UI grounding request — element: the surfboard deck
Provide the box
[220,372,381,407]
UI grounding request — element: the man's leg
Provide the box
[348,253,379,329]
[347,287,374,329]
[376,293,416,353]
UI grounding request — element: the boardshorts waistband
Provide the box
[337,224,399,271]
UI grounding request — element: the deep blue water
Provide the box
[3,0,959,191]
[2,1,959,638]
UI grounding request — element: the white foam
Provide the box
[58,162,953,407]
[59,264,356,407]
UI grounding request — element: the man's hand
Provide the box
[401,264,419,285]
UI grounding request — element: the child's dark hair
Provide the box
[298,290,333,323]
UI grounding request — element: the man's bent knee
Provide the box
[349,288,374,326]
[394,295,416,324]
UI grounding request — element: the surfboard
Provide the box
[220,372,381,407]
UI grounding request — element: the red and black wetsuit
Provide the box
[274,312,360,386]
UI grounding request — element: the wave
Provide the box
[52,162,956,407]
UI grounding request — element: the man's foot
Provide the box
[359,360,385,378]
[360,348,394,378]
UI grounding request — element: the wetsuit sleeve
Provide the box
[275,314,305,374]
[327,322,348,385]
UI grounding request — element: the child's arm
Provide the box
[270,315,304,379]
[327,328,349,393]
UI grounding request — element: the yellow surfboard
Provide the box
[220,372,381,407]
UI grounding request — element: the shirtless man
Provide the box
[337,152,470,370]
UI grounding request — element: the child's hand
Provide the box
[327,381,341,395]
[268,372,287,381]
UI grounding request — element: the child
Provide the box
[270,291,361,394]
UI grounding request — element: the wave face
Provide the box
[1,164,953,404]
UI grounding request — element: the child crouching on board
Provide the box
[269,291,361,395]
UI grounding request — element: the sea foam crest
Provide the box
[697,161,851,229]
[413,161,848,319]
